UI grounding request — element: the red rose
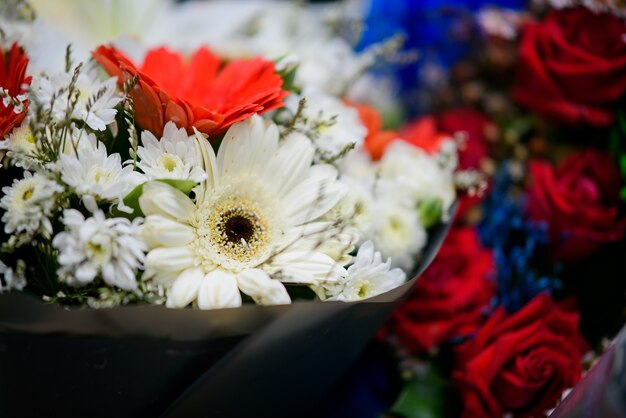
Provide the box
[453,294,588,418]
[437,108,490,172]
[527,149,626,262]
[0,43,31,139]
[386,227,496,353]
[514,8,626,127]
[93,45,288,137]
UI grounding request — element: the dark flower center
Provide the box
[224,215,255,245]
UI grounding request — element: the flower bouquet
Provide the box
[0,1,475,416]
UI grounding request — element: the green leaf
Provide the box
[418,198,443,229]
[121,179,197,217]
[387,364,458,418]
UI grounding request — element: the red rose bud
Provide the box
[93,45,288,138]
[527,149,626,262]
[0,43,31,139]
[513,8,626,127]
[453,294,588,418]
[386,227,496,353]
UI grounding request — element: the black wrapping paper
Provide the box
[0,214,452,418]
[550,323,626,418]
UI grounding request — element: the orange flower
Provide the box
[399,116,451,154]
[349,102,399,160]
[0,43,31,139]
[93,45,288,137]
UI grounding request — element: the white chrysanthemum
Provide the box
[325,177,374,239]
[378,140,456,216]
[134,121,207,183]
[31,70,122,131]
[295,38,365,97]
[317,241,406,301]
[0,172,63,238]
[57,133,140,211]
[152,1,365,94]
[139,115,348,309]
[52,209,146,290]
[370,192,427,271]
[337,146,378,186]
[0,123,39,169]
[287,87,367,162]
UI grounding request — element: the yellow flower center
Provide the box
[159,154,179,172]
[22,187,34,201]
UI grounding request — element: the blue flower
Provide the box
[478,162,562,313]
[358,0,527,115]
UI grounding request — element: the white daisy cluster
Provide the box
[334,139,457,272]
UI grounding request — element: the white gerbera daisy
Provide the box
[30,69,122,131]
[133,121,207,183]
[0,171,63,238]
[287,87,367,162]
[52,209,146,290]
[0,123,39,169]
[139,115,348,309]
[317,241,406,301]
[57,133,140,211]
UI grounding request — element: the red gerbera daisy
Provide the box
[0,43,31,139]
[93,45,289,137]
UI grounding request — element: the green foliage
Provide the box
[387,363,458,418]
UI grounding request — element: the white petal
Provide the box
[282,165,346,225]
[237,269,291,306]
[197,270,242,309]
[138,181,196,223]
[140,215,195,249]
[217,115,273,183]
[144,246,195,274]
[193,129,218,202]
[267,250,347,284]
[257,132,313,198]
[166,268,204,308]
